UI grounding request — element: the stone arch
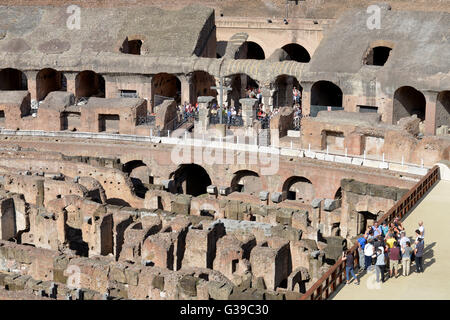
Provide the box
[36,68,66,101]
[311,80,343,108]
[191,71,217,104]
[436,91,450,129]
[393,86,426,123]
[282,176,314,202]
[280,43,311,63]
[122,160,151,199]
[170,164,212,197]
[230,170,261,195]
[151,73,181,108]
[273,75,302,108]
[237,41,265,60]
[75,70,105,100]
[363,40,394,66]
[0,68,27,90]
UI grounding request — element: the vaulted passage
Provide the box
[311,81,343,108]
[274,75,301,108]
[123,160,151,198]
[192,71,217,104]
[436,91,450,129]
[36,68,66,101]
[231,170,261,195]
[282,176,314,202]
[75,70,105,100]
[230,73,259,108]
[152,73,181,108]
[237,41,265,60]
[171,164,212,197]
[393,86,426,123]
[281,43,311,63]
[0,68,27,91]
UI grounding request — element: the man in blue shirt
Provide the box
[372,222,382,237]
[381,221,389,236]
[357,235,367,271]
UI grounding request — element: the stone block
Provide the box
[270,192,282,204]
[208,281,233,300]
[323,199,341,211]
[259,191,269,201]
[311,198,322,208]
[177,275,198,297]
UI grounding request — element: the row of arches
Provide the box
[0,68,105,101]
[217,41,311,63]
[1,68,449,126]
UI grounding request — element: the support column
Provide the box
[65,72,77,97]
[197,96,215,133]
[301,82,313,116]
[424,91,438,136]
[104,75,118,99]
[261,84,274,113]
[24,70,38,101]
[179,74,193,106]
[240,98,258,127]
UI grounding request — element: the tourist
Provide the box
[357,234,367,271]
[375,248,386,283]
[388,241,401,278]
[414,236,425,273]
[343,250,359,285]
[364,239,375,270]
[393,217,404,233]
[418,221,425,245]
[399,231,410,249]
[386,232,396,249]
[372,222,382,237]
[373,235,384,253]
[401,241,413,276]
[381,221,389,236]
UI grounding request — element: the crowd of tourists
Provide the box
[343,219,426,285]
[176,86,304,127]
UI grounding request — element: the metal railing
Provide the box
[299,165,440,300]
[137,115,156,126]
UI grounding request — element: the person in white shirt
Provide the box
[363,240,375,270]
[399,231,410,249]
[418,221,425,240]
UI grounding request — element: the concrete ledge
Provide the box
[362,159,382,168]
[334,156,352,164]
[315,153,325,160]
[287,130,301,138]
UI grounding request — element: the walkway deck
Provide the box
[331,180,450,300]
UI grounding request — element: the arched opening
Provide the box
[274,75,302,108]
[120,38,143,55]
[281,43,311,63]
[36,68,66,101]
[282,176,314,202]
[151,73,181,109]
[75,70,105,100]
[192,71,217,104]
[171,164,212,197]
[123,160,152,198]
[311,81,343,108]
[364,46,392,66]
[0,68,27,90]
[229,73,259,108]
[393,86,426,123]
[230,170,261,195]
[237,41,265,60]
[436,91,450,129]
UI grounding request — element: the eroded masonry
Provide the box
[0,0,448,300]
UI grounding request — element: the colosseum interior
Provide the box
[0,0,448,302]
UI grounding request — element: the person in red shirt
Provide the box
[388,241,401,278]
